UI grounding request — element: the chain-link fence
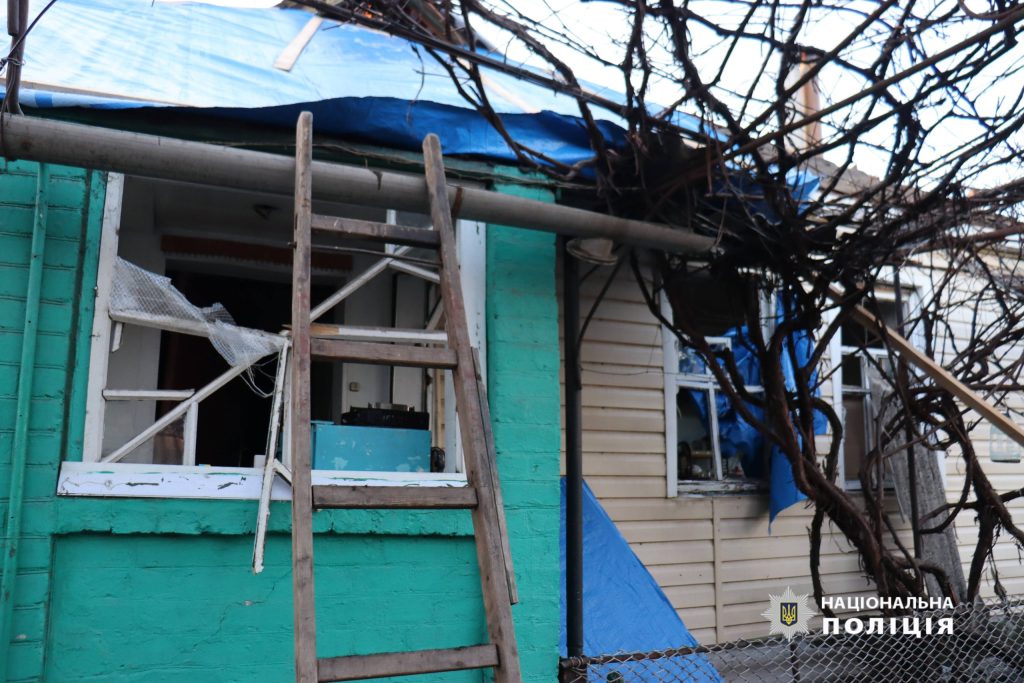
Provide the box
[560,596,1024,682]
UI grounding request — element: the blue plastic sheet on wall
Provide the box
[685,311,826,523]
[560,479,723,681]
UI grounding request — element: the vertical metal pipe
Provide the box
[4,0,27,115]
[893,270,922,559]
[563,239,584,657]
[0,163,48,654]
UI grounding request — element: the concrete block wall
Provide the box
[487,180,563,680]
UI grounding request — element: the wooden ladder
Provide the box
[288,112,522,683]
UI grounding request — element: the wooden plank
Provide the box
[310,338,457,368]
[274,16,323,72]
[311,214,441,248]
[309,323,447,344]
[102,388,194,401]
[473,348,518,604]
[317,644,498,682]
[312,485,477,509]
[422,134,522,683]
[291,111,318,683]
[830,287,1024,449]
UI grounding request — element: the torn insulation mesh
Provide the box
[109,257,286,367]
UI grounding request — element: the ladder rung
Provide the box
[311,339,457,369]
[313,485,477,510]
[309,323,447,345]
[317,644,498,682]
[311,214,440,248]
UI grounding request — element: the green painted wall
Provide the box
[485,181,562,680]
[0,160,106,682]
[1,164,563,682]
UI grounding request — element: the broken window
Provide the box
[839,292,905,486]
[673,336,767,482]
[75,177,484,485]
[664,281,770,489]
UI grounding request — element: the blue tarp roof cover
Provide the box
[4,0,708,166]
[11,0,816,522]
[561,480,723,681]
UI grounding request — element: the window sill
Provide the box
[57,461,468,500]
[677,479,767,496]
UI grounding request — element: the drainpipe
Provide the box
[563,238,584,657]
[0,164,48,656]
[4,0,27,115]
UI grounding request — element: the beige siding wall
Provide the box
[932,268,1024,599]
[560,269,905,644]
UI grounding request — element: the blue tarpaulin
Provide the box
[560,479,723,681]
[687,310,826,523]
[3,0,709,167]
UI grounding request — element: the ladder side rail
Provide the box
[472,348,518,604]
[422,133,522,683]
[291,111,318,683]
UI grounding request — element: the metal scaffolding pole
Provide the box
[0,114,716,255]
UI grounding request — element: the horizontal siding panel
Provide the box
[601,497,712,521]
[720,574,874,607]
[582,406,664,433]
[581,385,664,410]
[616,519,714,543]
[720,515,824,539]
[582,431,664,454]
[649,563,715,587]
[578,275,646,304]
[580,341,662,368]
[580,368,663,390]
[633,540,714,566]
[676,606,716,630]
[664,583,716,610]
[721,553,863,583]
[586,475,665,499]
[719,535,856,563]
[574,319,662,347]
[579,297,661,325]
[583,453,666,477]
[689,627,718,645]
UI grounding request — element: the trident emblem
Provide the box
[780,602,799,627]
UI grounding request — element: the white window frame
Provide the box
[663,293,768,497]
[59,174,487,499]
[834,281,927,489]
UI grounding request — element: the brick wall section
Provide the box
[0,161,106,682]
[486,179,563,681]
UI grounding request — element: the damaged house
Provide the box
[3,1,1024,681]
